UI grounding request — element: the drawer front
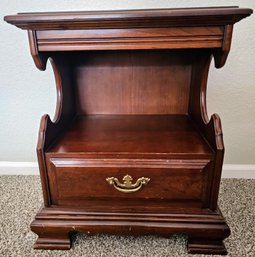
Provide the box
[47,158,211,207]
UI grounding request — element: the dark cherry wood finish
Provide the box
[4,7,252,254]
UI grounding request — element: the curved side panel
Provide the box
[189,51,224,151]
[36,55,75,206]
[49,58,62,123]
[198,55,211,125]
[27,30,48,71]
[188,51,212,127]
[188,51,224,209]
[207,114,225,209]
[207,113,224,151]
[213,25,233,69]
[37,114,52,206]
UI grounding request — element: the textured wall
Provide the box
[0,0,254,164]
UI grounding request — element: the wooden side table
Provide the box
[4,6,252,254]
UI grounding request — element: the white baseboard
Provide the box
[0,162,254,178]
[0,162,39,175]
[222,164,255,179]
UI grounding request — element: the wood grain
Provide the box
[74,50,192,114]
[4,7,252,30]
[5,6,252,254]
[46,115,213,157]
[36,27,224,51]
[47,157,209,202]
[31,207,230,253]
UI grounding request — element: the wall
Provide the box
[0,0,254,165]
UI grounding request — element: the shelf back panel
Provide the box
[74,50,192,115]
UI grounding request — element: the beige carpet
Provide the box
[0,176,254,257]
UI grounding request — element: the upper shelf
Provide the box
[4,7,252,30]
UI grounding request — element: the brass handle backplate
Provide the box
[106,174,150,193]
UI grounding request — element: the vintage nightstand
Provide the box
[4,6,252,254]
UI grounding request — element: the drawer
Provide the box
[47,158,211,208]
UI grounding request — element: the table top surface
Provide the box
[4,6,252,30]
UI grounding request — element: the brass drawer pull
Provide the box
[106,174,150,193]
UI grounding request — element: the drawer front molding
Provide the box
[50,158,210,169]
[47,157,211,207]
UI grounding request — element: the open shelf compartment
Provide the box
[46,114,213,159]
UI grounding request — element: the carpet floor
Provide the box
[0,176,254,257]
